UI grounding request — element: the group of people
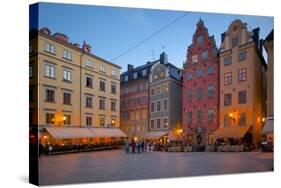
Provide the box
[124,139,156,154]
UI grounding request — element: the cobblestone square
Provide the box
[39,150,273,185]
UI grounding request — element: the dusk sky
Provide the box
[32,2,273,73]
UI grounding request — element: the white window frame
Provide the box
[99,64,105,73]
[86,59,94,68]
[111,69,117,77]
[63,69,72,82]
[44,63,55,78]
[63,50,72,60]
[45,43,55,54]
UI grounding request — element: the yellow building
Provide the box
[214,20,267,146]
[29,28,126,145]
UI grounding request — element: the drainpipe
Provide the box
[80,52,84,128]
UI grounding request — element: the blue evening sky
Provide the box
[34,3,273,73]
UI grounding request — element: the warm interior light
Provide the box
[63,116,67,121]
[262,117,266,122]
[229,113,233,117]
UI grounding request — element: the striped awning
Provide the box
[45,127,95,139]
[90,127,127,138]
[144,131,168,139]
[213,126,250,139]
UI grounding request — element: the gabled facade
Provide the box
[217,20,267,146]
[183,19,219,145]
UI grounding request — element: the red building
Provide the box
[183,19,219,145]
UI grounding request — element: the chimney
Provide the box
[53,33,69,43]
[127,64,134,72]
[221,32,226,44]
[160,52,168,64]
[73,43,80,48]
[40,27,51,35]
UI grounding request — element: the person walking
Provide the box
[131,139,136,154]
[125,139,130,154]
[141,140,145,152]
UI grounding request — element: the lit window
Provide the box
[63,50,72,60]
[238,68,247,82]
[63,114,71,125]
[46,113,55,124]
[224,72,232,85]
[45,63,55,78]
[63,69,71,82]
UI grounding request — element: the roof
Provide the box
[265,29,274,41]
[121,60,159,76]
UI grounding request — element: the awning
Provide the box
[45,127,95,139]
[90,127,127,138]
[168,131,178,141]
[262,117,274,135]
[144,131,168,139]
[213,126,250,139]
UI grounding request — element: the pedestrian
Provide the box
[137,140,141,153]
[131,139,136,154]
[125,139,130,154]
[141,140,145,152]
[146,141,150,152]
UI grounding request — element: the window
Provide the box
[224,56,232,66]
[150,120,155,129]
[224,93,232,106]
[150,88,155,96]
[99,117,105,126]
[224,114,231,127]
[45,63,55,78]
[207,66,215,75]
[196,69,204,77]
[63,50,72,60]
[197,87,203,100]
[164,118,168,129]
[163,99,168,111]
[238,90,247,104]
[86,59,94,68]
[238,113,246,126]
[208,85,215,98]
[46,113,55,124]
[142,69,147,76]
[197,109,203,126]
[202,50,208,59]
[111,69,117,77]
[45,89,55,102]
[63,69,71,82]
[192,54,198,64]
[208,109,214,122]
[111,101,116,112]
[86,77,93,88]
[188,89,192,102]
[163,85,168,93]
[124,75,128,81]
[99,64,105,73]
[111,84,116,94]
[63,115,71,125]
[156,87,161,95]
[187,73,193,80]
[133,72,138,79]
[86,96,92,108]
[198,35,203,45]
[232,37,239,48]
[99,99,105,110]
[86,116,92,126]
[63,92,71,105]
[238,51,247,62]
[29,66,33,78]
[99,80,105,91]
[238,68,247,82]
[157,101,161,112]
[45,43,55,54]
[187,112,192,123]
[157,119,161,129]
[150,102,155,113]
[224,72,232,85]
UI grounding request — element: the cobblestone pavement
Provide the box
[39,150,273,185]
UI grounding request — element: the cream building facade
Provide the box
[29,28,124,144]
